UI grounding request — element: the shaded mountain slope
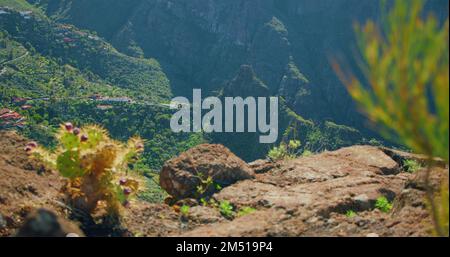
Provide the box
[1,1,395,163]
[1,4,206,170]
[213,65,365,161]
[34,0,449,130]
[35,0,337,121]
[0,6,171,101]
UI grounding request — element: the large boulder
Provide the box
[160,144,255,200]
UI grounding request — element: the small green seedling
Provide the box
[375,197,393,213]
[200,198,208,206]
[345,210,357,218]
[219,200,234,219]
[403,159,422,173]
[195,174,214,197]
[214,183,222,191]
[238,206,256,217]
[180,205,190,217]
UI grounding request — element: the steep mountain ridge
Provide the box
[3,0,448,163]
[35,0,448,129]
[0,6,171,101]
[212,64,365,161]
[1,0,376,164]
[34,0,328,120]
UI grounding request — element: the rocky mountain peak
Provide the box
[222,65,269,98]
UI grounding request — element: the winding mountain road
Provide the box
[0,51,29,66]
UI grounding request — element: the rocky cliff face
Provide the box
[1,132,447,237]
[31,0,449,154]
[36,0,375,125]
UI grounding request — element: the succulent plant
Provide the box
[29,124,145,217]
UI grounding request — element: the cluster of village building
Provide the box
[0,7,142,130]
[0,108,25,129]
[0,7,32,19]
[1,7,101,48]
[55,24,100,46]
[0,94,136,129]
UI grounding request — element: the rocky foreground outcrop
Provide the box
[160,144,255,201]
[153,144,446,237]
[0,132,448,237]
[0,131,81,237]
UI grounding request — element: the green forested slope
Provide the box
[0,4,202,185]
[1,0,380,168]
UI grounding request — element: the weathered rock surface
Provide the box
[177,146,445,237]
[1,131,447,237]
[160,144,255,200]
[0,131,68,237]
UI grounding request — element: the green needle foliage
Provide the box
[332,0,449,236]
[333,0,449,162]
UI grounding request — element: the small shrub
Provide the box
[301,150,313,157]
[367,138,383,147]
[199,197,219,209]
[29,123,145,217]
[403,159,422,173]
[195,174,214,197]
[267,140,301,161]
[267,144,288,161]
[288,140,301,150]
[214,182,222,191]
[219,200,234,219]
[375,197,393,213]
